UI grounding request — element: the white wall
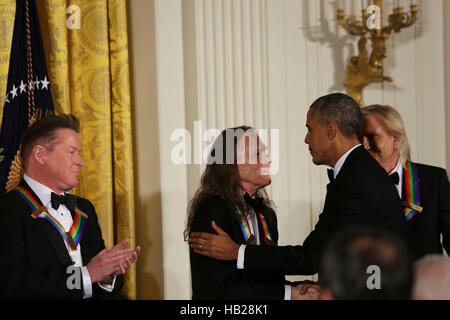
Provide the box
[150,0,448,299]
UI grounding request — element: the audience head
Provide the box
[412,254,450,300]
[305,93,363,167]
[320,228,413,300]
[360,105,411,172]
[20,114,83,193]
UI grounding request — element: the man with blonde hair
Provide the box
[412,254,450,300]
[361,105,450,261]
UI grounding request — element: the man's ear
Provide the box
[327,122,337,140]
[393,135,400,151]
[32,145,47,165]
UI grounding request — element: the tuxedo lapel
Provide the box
[402,173,406,200]
[255,212,266,244]
[402,161,422,222]
[17,180,73,266]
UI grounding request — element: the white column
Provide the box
[154,0,190,299]
[192,0,270,132]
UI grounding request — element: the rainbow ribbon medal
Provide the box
[235,205,273,245]
[258,212,274,245]
[13,186,88,251]
[403,161,423,222]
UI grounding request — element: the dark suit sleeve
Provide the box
[0,196,83,299]
[437,169,450,255]
[244,181,379,275]
[190,196,285,299]
[78,199,124,299]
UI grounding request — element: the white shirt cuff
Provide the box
[98,275,117,292]
[81,266,93,299]
[237,245,246,269]
[285,285,292,300]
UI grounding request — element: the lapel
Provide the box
[17,180,73,266]
[255,211,276,245]
[401,171,406,200]
[401,161,422,222]
[76,200,94,263]
[255,211,265,244]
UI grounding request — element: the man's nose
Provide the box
[76,153,84,166]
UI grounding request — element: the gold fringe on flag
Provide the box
[6,150,23,192]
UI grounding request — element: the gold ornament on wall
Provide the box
[337,0,418,105]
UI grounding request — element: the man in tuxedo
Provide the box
[185,126,318,300]
[361,104,450,260]
[189,93,407,277]
[0,114,140,299]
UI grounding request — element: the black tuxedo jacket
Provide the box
[244,146,407,275]
[402,162,450,260]
[0,179,123,299]
[189,194,287,300]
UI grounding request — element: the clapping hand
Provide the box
[87,238,140,284]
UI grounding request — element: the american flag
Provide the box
[0,0,54,193]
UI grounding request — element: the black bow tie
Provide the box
[327,169,335,183]
[244,193,262,210]
[51,192,76,212]
[390,172,400,185]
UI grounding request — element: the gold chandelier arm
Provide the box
[403,6,418,28]
[338,11,367,36]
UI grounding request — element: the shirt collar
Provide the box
[389,158,403,186]
[388,159,403,176]
[23,174,64,208]
[333,144,361,179]
[240,188,256,199]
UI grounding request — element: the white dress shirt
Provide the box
[236,190,291,300]
[23,174,115,298]
[388,159,403,198]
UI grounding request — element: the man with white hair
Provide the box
[360,105,450,261]
[412,255,450,300]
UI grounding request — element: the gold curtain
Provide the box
[0,0,15,125]
[0,0,136,299]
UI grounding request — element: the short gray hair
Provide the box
[412,254,450,300]
[310,93,363,138]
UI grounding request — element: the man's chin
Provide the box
[312,158,323,166]
[260,178,271,188]
[65,180,78,192]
